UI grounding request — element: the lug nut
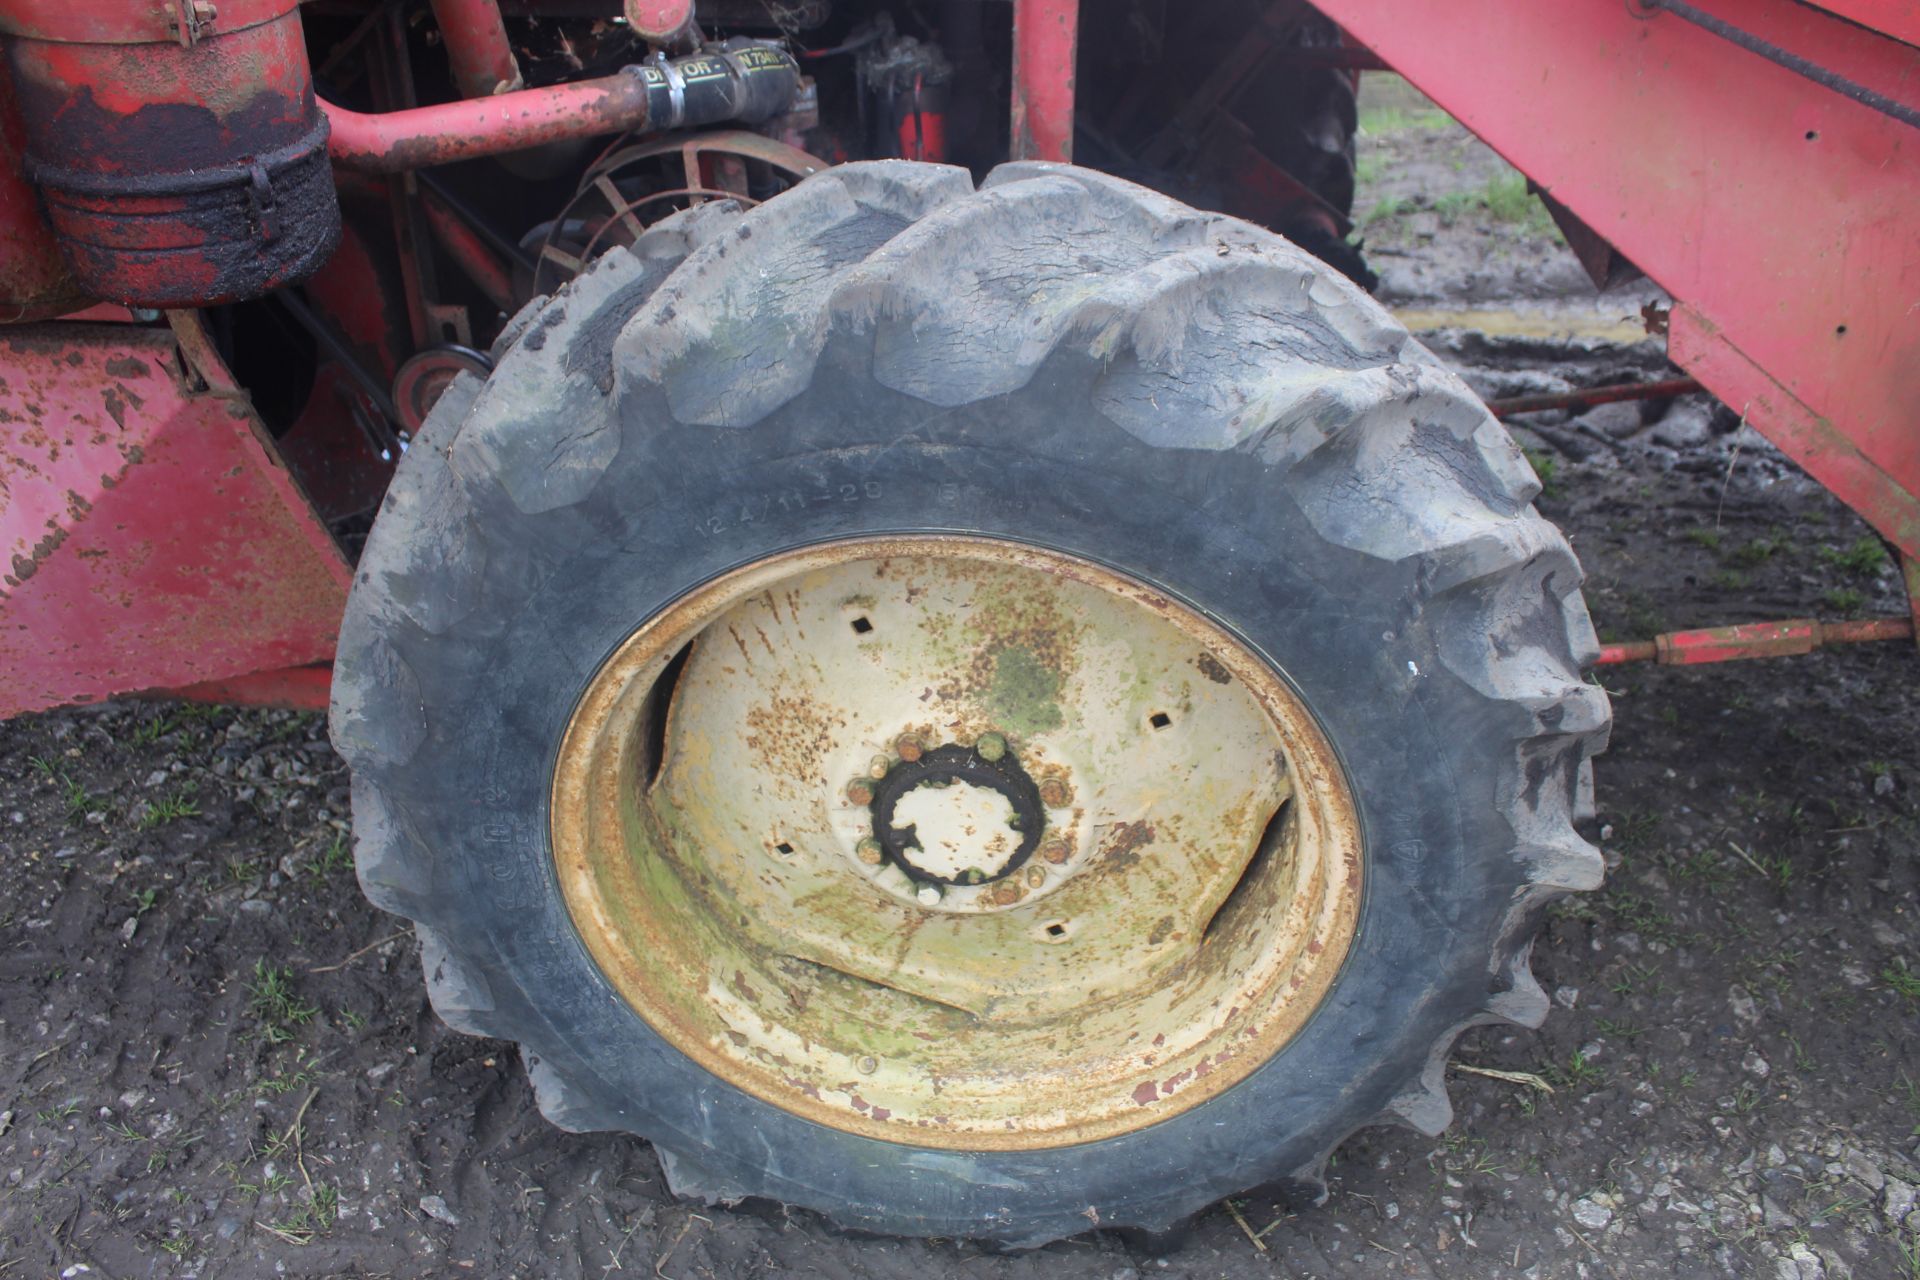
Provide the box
[856,837,884,866]
[1024,865,1046,888]
[894,734,924,762]
[1041,838,1070,865]
[915,883,943,906]
[975,732,1007,762]
[868,754,893,779]
[857,1055,878,1075]
[1039,778,1069,807]
[847,779,874,805]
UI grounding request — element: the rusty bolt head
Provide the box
[1039,778,1069,808]
[915,883,943,906]
[868,754,893,779]
[975,732,1007,762]
[1024,865,1046,888]
[856,837,884,866]
[894,734,924,762]
[846,779,874,806]
[857,1055,878,1075]
[1041,838,1070,865]
[990,882,1021,906]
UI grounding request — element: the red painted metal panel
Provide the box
[1804,1,1920,51]
[0,325,350,716]
[1010,0,1078,162]
[1313,0,1920,555]
[155,663,333,711]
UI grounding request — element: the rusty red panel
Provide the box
[1010,0,1078,162]
[0,324,350,716]
[1803,1,1920,50]
[1312,0,1920,557]
[155,663,333,711]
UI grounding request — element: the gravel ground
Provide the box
[2,82,1917,1280]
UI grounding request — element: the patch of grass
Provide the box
[1544,1050,1604,1090]
[1730,534,1786,568]
[1885,959,1920,1003]
[1609,807,1662,855]
[138,785,200,830]
[1683,527,1723,551]
[245,961,319,1045]
[131,887,158,919]
[33,755,99,824]
[1358,104,1451,135]
[159,1233,193,1258]
[1824,586,1865,615]
[126,714,181,747]
[36,1100,80,1125]
[1362,194,1416,225]
[1711,569,1749,592]
[1818,536,1888,577]
[1594,1018,1645,1042]
[305,834,350,883]
[262,1184,339,1245]
[1520,446,1562,498]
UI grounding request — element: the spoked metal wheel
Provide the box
[552,536,1362,1147]
[530,129,824,295]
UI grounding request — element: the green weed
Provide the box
[245,961,319,1045]
[1824,586,1865,615]
[1818,536,1888,577]
[138,787,200,829]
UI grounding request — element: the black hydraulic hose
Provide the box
[639,40,803,131]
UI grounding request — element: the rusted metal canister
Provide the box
[0,0,340,308]
[0,60,91,321]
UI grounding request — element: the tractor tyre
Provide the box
[330,161,1608,1249]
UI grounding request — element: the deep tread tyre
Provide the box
[331,161,1607,1248]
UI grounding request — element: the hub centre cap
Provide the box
[872,742,1044,887]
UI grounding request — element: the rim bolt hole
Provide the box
[773,840,794,856]
[1148,711,1172,730]
[1042,920,1069,941]
[850,616,874,634]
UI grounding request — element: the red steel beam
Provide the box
[1010,0,1078,162]
[1312,0,1920,559]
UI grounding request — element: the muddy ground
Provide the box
[4,81,1918,1280]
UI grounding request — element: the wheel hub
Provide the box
[870,740,1045,892]
[551,536,1363,1149]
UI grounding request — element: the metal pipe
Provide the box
[422,192,518,313]
[323,42,800,173]
[1010,0,1078,162]
[430,0,523,98]
[1487,376,1702,419]
[324,72,653,172]
[1594,615,1913,666]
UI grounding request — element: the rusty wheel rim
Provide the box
[551,536,1363,1149]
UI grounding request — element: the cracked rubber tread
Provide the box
[330,161,1609,1249]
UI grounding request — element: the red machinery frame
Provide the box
[1,0,1916,717]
